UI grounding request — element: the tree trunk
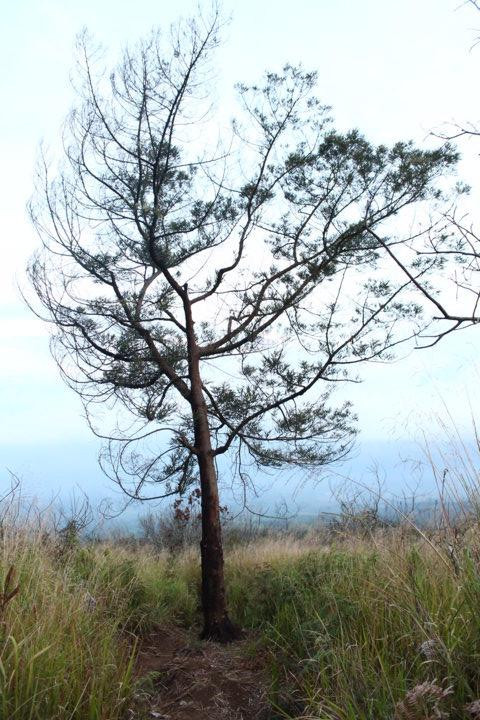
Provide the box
[196,436,241,641]
[184,288,242,642]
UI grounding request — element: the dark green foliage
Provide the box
[28,14,457,502]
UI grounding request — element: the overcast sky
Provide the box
[1,0,480,512]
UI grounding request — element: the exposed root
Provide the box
[200,616,244,643]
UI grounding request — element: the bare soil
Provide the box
[128,625,271,720]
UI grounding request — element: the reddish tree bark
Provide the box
[184,287,241,642]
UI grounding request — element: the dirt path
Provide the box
[128,625,271,720]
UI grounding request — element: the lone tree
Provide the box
[29,13,457,640]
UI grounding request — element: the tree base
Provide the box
[200,615,243,643]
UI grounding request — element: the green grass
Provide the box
[4,518,480,718]
[118,529,480,718]
[0,531,137,720]
[220,536,480,718]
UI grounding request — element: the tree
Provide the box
[28,11,457,640]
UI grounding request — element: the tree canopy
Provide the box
[29,18,457,499]
[28,12,458,638]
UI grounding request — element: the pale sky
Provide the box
[1,0,480,512]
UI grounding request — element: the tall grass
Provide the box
[5,513,480,718]
[225,538,471,719]
[4,408,480,719]
[0,522,138,720]
[115,525,480,718]
[7,513,480,719]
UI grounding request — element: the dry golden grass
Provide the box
[4,480,480,719]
